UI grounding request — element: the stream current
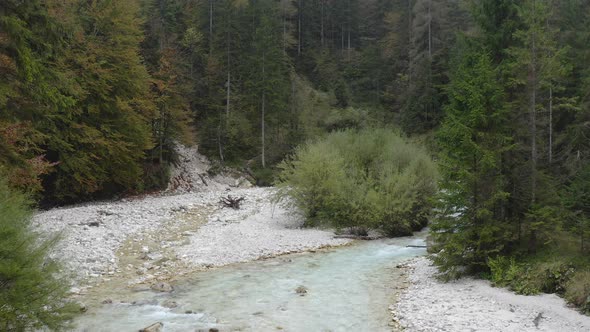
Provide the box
[74,234,426,331]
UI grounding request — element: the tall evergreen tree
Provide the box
[432,38,512,277]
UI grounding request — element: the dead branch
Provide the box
[220,195,245,209]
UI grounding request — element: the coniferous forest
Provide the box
[1,0,590,328]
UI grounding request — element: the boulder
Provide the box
[161,300,178,309]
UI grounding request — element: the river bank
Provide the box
[393,257,590,331]
[32,186,351,291]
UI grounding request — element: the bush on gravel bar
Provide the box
[276,129,438,236]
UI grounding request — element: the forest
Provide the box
[1,0,590,327]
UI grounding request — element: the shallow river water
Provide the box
[74,235,426,332]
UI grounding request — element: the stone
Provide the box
[139,322,163,332]
[161,300,178,309]
[150,282,174,293]
[295,286,308,295]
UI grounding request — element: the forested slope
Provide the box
[1,0,470,203]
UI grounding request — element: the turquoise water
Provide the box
[74,235,426,332]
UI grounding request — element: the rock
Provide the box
[102,299,113,304]
[147,253,163,261]
[150,282,174,293]
[132,299,158,306]
[161,300,178,308]
[98,209,115,216]
[78,302,88,313]
[141,246,150,254]
[295,286,308,295]
[139,322,163,332]
[209,329,220,332]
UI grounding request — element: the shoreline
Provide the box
[32,186,351,294]
[392,257,590,331]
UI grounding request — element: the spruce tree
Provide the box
[431,38,512,277]
[0,178,78,331]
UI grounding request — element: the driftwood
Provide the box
[220,195,245,209]
[198,173,208,186]
[333,235,383,240]
[406,245,428,248]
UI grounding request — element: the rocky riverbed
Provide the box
[32,187,350,291]
[393,257,590,331]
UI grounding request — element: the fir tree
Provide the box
[0,178,78,330]
[432,38,512,277]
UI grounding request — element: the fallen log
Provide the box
[406,245,427,248]
[333,235,384,240]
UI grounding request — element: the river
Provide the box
[73,234,426,332]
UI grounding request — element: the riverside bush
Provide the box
[565,271,590,314]
[276,129,438,235]
[0,178,78,330]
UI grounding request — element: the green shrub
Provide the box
[565,270,590,314]
[537,262,575,294]
[487,256,580,296]
[0,178,78,330]
[276,129,438,234]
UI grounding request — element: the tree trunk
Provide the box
[226,71,231,118]
[217,121,224,163]
[283,2,287,52]
[341,23,345,53]
[261,53,266,168]
[529,0,538,253]
[549,87,553,164]
[347,0,351,60]
[321,0,324,47]
[226,12,231,119]
[428,0,432,59]
[298,0,302,56]
[408,0,413,85]
[530,1,537,205]
[209,0,213,54]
